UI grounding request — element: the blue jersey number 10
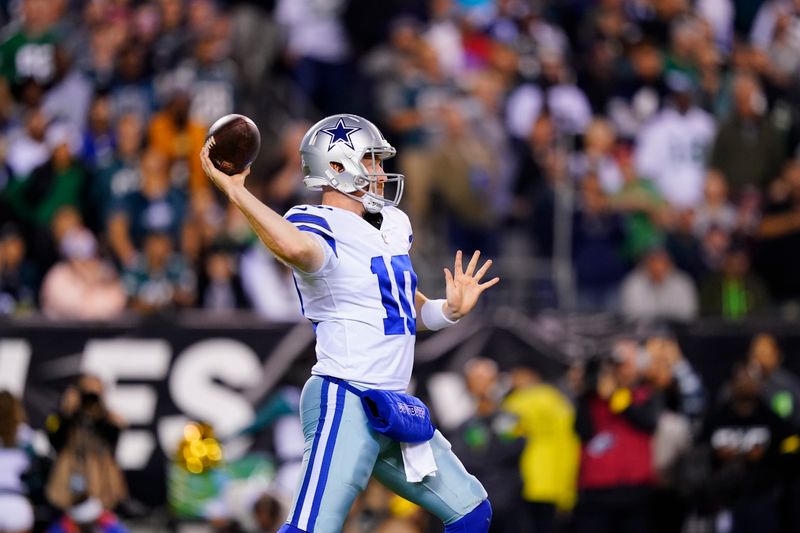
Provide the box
[370,255,418,335]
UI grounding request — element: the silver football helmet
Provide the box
[300,114,404,213]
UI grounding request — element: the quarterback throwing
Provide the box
[200,114,498,533]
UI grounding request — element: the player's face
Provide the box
[362,155,386,197]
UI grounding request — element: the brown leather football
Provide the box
[205,114,261,175]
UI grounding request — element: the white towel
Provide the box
[400,441,438,482]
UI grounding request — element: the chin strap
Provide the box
[362,194,385,213]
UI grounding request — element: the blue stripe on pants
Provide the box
[290,379,329,527]
[307,384,346,529]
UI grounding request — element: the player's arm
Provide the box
[415,250,499,331]
[200,144,324,272]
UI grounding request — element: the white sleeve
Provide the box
[283,207,340,276]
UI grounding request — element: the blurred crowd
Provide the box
[447,330,800,533]
[2,0,800,319]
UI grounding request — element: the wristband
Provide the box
[420,299,459,331]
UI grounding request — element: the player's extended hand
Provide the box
[443,250,500,321]
[200,140,250,196]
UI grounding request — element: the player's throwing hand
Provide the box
[443,250,500,321]
[200,141,250,195]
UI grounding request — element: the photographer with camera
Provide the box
[573,338,663,533]
[44,374,127,514]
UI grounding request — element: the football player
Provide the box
[201,114,497,532]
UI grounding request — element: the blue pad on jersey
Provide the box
[444,499,492,533]
[277,524,307,533]
[360,388,435,443]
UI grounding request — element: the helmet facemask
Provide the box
[300,114,405,213]
[331,150,404,214]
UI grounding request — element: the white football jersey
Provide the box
[634,107,716,208]
[284,204,417,391]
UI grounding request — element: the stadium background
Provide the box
[3,0,800,532]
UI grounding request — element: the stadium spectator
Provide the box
[109,41,157,124]
[147,89,206,194]
[0,390,34,533]
[6,106,51,179]
[426,101,502,254]
[42,47,93,134]
[755,160,800,303]
[170,32,239,128]
[449,358,525,533]
[80,15,126,90]
[693,169,739,237]
[620,246,699,323]
[569,118,623,194]
[7,122,89,269]
[0,224,37,315]
[81,93,115,173]
[39,226,126,320]
[107,147,186,267]
[88,112,145,231]
[665,208,707,282]
[573,338,661,533]
[151,0,190,74]
[644,334,706,425]
[633,71,716,209]
[274,0,354,116]
[699,242,770,318]
[750,0,800,52]
[643,339,695,533]
[197,243,250,312]
[505,47,592,140]
[122,230,195,314]
[610,147,669,262]
[572,174,628,311]
[700,362,796,533]
[502,365,580,533]
[372,32,457,235]
[45,374,127,513]
[710,71,785,195]
[0,0,64,93]
[747,333,800,428]
[607,39,668,140]
[510,113,564,258]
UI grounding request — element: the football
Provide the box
[205,114,261,175]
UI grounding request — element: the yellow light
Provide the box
[190,440,207,457]
[184,424,202,441]
[207,443,222,462]
[186,457,203,474]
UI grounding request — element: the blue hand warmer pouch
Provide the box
[360,389,435,443]
[323,376,435,443]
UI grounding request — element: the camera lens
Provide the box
[80,391,100,407]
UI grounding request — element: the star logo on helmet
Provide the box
[320,119,361,152]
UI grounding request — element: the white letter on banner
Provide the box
[169,339,261,459]
[0,339,31,396]
[82,339,172,469]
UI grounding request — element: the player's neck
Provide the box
[321,189,367,217]
[321,190,384,229]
